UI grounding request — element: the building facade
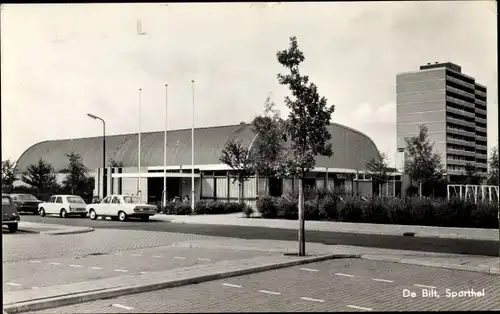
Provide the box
[16,123,403,206]
[395,62,488,183]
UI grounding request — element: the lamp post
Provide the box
[191,80,195,213]
[163,84,168,210]
[87,113,106,198]
[138,88,142,199]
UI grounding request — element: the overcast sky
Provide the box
[1,1,497,166]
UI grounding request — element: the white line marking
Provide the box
[69,264,83,268]
[112,304,134,311]
[372,278,394,283]
[29,261,41,263]
[114,269,128,272]
[414,284,437,289]
[132,254,143,256]
[90,267,103,270]
[32,286,39,289]
[152,255,163,258]
[139,271,147,274]
[198,258,211,261]
[258,290,281,295]
[347,305,373,311]
[5,282,21,286]
[174,256,187,260]
[300,268,319,272]
[49,262,61,266]
[300,297,325,303]
[222,283,242,288]
[335,273,354,277]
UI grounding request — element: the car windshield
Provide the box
[123,196,142,204]
[17,195,38,201]
[67,196,85,204]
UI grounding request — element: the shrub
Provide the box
[277,198,298,220]
[386,197,412,225]
[243,204,254,217]
[319,196,338,220]
[362,197,390,224]
[337,196,363,222]
[408,198,435,226]
[194,200,210,215]
[470,201,499,229]
[446,198,472,227]
[304,199,320,220]
[207,201,226,214]
[257,196,278,218]
[224,202,247,214]
[165,202,192,215]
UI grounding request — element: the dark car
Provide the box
[10,194,42,214]
[2,194,20,233]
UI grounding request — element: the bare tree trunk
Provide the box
[264,176,268,196]
[419,181,422,199]
[298,177,305,256]
[238,181,242,204]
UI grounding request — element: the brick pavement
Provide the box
[3,245,278,292]
[2,229,225,262]
[26,258,500,313]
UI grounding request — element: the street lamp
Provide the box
[87,113,106,198]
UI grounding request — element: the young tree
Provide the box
[61,153,89,195]
[463,162,482,185]
[365,152,393,197]
[276,36,335,256]
[220,138,254,204]
[2,159,18,193]
[21,158,57,193]
[487,146,499,185]
[251,94,286,195]
[403,125,445,197]
[109,158,124,168]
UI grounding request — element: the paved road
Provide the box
[26,258,500,313]
[20,215,499,256]
[3,246,277,292]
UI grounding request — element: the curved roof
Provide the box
[16,123,380,173]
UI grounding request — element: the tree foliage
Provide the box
[463,162,482,185]
[220,138,254,203]
[251,94,286,194]
[61,152,90,195]
[109,158,124,168]
[21,158,57,192]
[487,146,499,185]
[365,152,393,196]
[2,159,18,193]
[275,36,335,178]
[403,125,445,193]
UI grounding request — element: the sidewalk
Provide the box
[16,222,93,235]
[152,213,499,241]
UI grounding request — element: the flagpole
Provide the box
[163,84,168,208]
[191,80,195,213]
[138,88,142,198]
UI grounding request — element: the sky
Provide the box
[1,1,498,167]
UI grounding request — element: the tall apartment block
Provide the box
[395,62,488,183]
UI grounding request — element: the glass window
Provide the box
[102,196,111,204]
[67,196,85,204]
[49,196,56,203]
[11,195,18,201]
[111,197,120,204]
[18,194,38,201]
[2,196,12,205]
[123,196,142,204]
[56,197,63,204]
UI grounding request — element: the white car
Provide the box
[87,195,157,222]
[38,195,88,218]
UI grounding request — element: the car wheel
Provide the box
[60,209,68,218]
[118,211,127,222]
[89,209,97,220]
[39,208,46,217]
[8,223,18,233]
[140,216,149,222]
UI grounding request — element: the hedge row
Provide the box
[257,196,499,229]
[164,200,253,217]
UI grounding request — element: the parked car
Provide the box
[38,195,88,218]
[2,194,20,233]
[87,195,157,222]
[10,193,42,215]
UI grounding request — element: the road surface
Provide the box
[25,258,500,313]
[19,215,499,256]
